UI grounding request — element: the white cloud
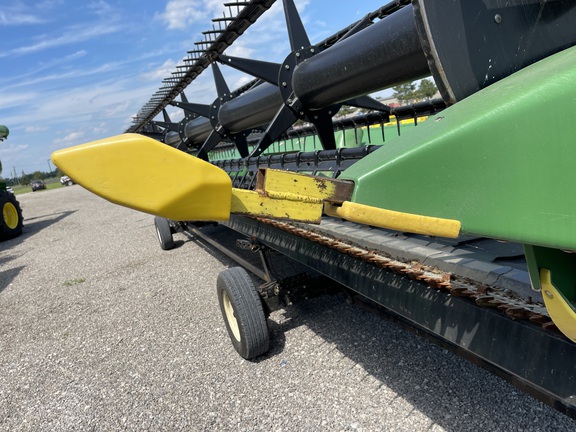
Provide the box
[25,126,49,133]
[156,0,239,30]
[88,0,114,17]
[226,40,255,59]
[4,61,123,91]
[0,11,45,26]
[167,109,184,123]
[140,59,178,82]
[91,123,109,135]
[103,101,130,118]
[0,50,89,85]
[8,23,120,56]
[0,91,37,109]
[156,0,207,30]
[0,143,29,157]
[233,75,254,89]
[54,131,85,145]
[2,72,163,144]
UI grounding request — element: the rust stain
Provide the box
[314,178,328,191]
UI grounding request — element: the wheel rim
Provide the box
[3,202,19,229]
[222,291,241,342]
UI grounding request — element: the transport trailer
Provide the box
[51,0,576,418]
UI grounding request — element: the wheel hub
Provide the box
[3,202,19,229]
[222,291,241,342]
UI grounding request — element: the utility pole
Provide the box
[12,167,19,185]
[47,159,53,175]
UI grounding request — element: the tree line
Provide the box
[6,169,64,186]
[392,78,438,104]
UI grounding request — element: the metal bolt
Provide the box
[545,290,553,299]
[310,48,315,53]
[284,64,290,70]
[282,82,287,87]
[494,14,502,24]
[295,52,301,58]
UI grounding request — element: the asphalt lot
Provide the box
[1,186,575,431]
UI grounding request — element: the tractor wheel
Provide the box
[154,216,175,250]
[217,267,270,360]
[0,190,23,241]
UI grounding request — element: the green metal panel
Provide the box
[341,46,576,252]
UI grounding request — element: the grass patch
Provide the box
[63,278,86,287]
[10,178,65,195]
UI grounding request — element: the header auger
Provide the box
[52,0,576,417]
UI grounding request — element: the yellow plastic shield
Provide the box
[51,133,232,221]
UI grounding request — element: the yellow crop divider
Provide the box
[51,134,233,221]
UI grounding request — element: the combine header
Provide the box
[52,0,576,417]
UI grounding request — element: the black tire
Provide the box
[67,181,73,186]
[154,216,174,250]
[217,267,270,359]
[0,190,23,241]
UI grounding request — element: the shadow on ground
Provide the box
[21,210,77,238]
[0,210,76,293]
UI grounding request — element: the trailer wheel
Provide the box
[0,190,23,241]
[217,267,270,359]
[154,216,175,250]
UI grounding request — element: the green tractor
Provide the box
[0,125,23,241]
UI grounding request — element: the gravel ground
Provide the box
[1,186,575,431]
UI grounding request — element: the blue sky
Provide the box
[1,0,391,177]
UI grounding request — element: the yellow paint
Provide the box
[3,201,19,229]
[51,133,232,221]
[324,201,461,238]
[540,269,576,342]
[261,169,351,202]
[231,189,323,222]
[365,116,428,129]
[264,190,323,204]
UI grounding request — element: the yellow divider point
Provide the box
[540,269,576,342]
[324,201,461,238]
[51,133,232,221]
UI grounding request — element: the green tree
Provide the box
[392,82,417,104]
[21,174,31,186]
[416,78,438,100]
[393,79,438,104]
